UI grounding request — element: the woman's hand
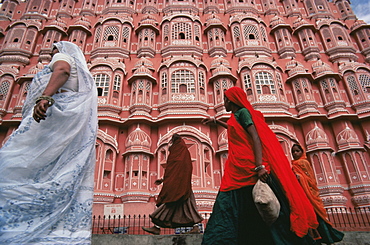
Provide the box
[33,99,50,123]
[258,168,269,183]
[154,179,163,185]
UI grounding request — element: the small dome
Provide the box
[126,126,151,149]
[212,64,231,76]
[135,57,154,69]
[218,129,228,150]
[270,15,285,28]
[28,62,44,75]
[292,17,310,29]
[210,57,230,70]
[337,125,360,145]
[140,14,158,25]
[134,66,153,76]
[306,125,329,145]
[48,18,67,31]
[206,14,222,26]
[350,19,368,32]
[74,16,92,29]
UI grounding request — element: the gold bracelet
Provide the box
[35,95,55,106]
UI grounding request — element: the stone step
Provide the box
[92,232,370,245]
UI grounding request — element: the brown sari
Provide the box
[150,137,203,228]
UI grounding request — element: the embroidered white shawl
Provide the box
[0,41,98,244]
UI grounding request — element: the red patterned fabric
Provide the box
[223,86,318,238]
[156,138,193,206]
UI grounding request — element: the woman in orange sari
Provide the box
[202,87,318,245]
[291,144,344,244]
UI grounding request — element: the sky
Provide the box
[350,0,370,23]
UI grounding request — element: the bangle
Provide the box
[35,95,55,106]
[254,165,265,172]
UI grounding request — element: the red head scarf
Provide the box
[225,87,318,237]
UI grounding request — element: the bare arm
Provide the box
[33,60,71,122]
[201,117,228,129]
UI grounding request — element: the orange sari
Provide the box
[292,152,332,226]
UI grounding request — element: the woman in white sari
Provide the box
[0,41,98,244]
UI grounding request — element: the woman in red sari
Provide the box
[142,133,203,235]
[202,86,318,245]
[291,144,344,244]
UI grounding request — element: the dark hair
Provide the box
[171,133,181,142]
[291,143,303,154]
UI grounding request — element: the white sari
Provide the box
[0,41,98,244]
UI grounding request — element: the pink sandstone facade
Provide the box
[0,0,369,218]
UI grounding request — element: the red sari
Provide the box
[224,87,318,238]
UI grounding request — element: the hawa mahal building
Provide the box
[0,0,369,218]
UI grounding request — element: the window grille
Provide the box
[103,26,119,41]
[172,22,192,40]
[255,72,275,94]
[94,74,110,96]
[359,74,370,93]
[0,81,10,100]
[233,26,240,38]
[244,74,252,88]
[243,25,259,40]
[347,76,359,95]
[114,75,121,91]
[171,70,195,93]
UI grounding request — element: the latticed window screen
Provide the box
[164,25,169,39]
[0,81,10,100]
[199,72,205,88]
[255,72,275,94]
[171,70,195,93]
[233,26,240,38]
[347,76,360,95]
[114,75,121,91]
[161,73,167,88]
[146,81,151,91]
[172,22,192,40]
[95,27,101,42]
[122,27,130,41]
[321,80,328,89]
[138,80,144,90]
[94,74,110,96]
[243,25,259,40]
[103,26,119,41]
[215,81,220,90]
[294,81,301,90]
[195,25,200,39]
[359,74,370,92]
[329,78,336,87]
[244,73,252,89]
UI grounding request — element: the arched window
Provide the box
[171,70,195,93]
[103,26,119,41]
[359,74,370,93]
[94,74,110,96]
[0,81,10,101]
[161,72,167,95]
[255,72,275,94]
